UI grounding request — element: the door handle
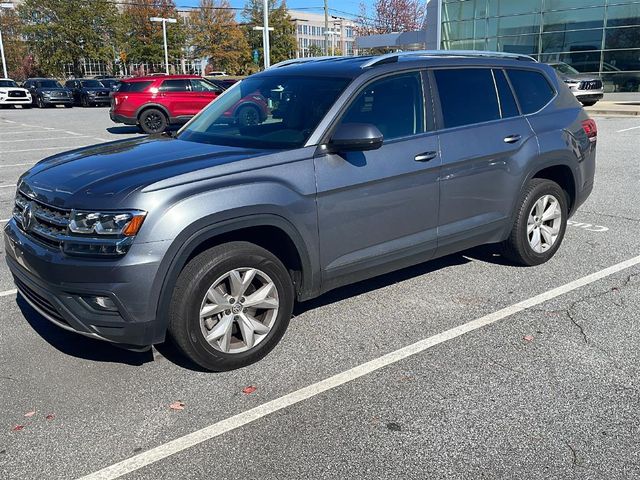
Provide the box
[503,134,522,144]
[414,151,438,162]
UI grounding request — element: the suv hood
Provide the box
[0,87,29,93]
[19,136,268,210]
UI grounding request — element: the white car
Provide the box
[0,78,32,108]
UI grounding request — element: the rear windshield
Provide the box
[0,80,17,87]
[118,81,152,93]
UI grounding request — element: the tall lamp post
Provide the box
[0,2,15,79]
[252,0,273,69]
[149,16,177,75]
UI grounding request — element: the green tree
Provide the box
[120,0,186,73]
[18,0,118,77]
[0,8,32,80]
[190,0,251,75]
[243,0,297,67]
[307,44,323,57]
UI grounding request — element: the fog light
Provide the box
[83,295,118,312]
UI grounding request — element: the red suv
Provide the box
[110,75,268,134]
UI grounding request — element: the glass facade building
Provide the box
[440,0,640,92]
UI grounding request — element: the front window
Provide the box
[0,80,18,87]
[80,80,105,88]
[178,75,351,150]
[37,80,63,88]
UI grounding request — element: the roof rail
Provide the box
[360,50,537,68]
[269,56,341,69]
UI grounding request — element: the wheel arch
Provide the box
[152,214,315,342]
[136,103,171,122]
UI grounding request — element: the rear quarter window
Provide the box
[433,68,501,129]
[506,69,555,114]
[118,81,153,93]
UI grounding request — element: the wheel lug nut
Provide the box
[225,309,231,315]
[229,298,235,304]
[234,315,239,320]
[240,297,245,303]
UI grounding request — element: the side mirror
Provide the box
[328,123,383,152]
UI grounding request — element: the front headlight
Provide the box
[87,90,97,95]
[41,90,52,95]
[69,210,146,236]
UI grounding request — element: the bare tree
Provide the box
[357,0,425,36]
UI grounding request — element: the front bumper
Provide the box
[4,220,172,346]
[88,95,111,104]
[41,96,73,105]
[0,97,31,105]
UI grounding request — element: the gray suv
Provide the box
[4,51,597,371]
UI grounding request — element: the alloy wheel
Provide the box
[527,194,562,253]
[199,267,279,354]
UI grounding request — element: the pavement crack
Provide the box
[565,441,579,468]
[566,305,588,344]
[578,210,640,223]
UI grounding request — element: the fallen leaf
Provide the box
[169,401,185,411]
[45,414,55,420]
[523,334,534,342]
[242,386,257,395]
[12,425,25,431]
[24,411,36,418]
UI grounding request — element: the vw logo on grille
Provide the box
[22,202,35,231]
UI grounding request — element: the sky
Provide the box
[178,0,371,20]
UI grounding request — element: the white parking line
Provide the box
[77,254,640,480]
[0,136,88,143]
[0,289,17,297]
[0,162,36,168]
[0,218,10,223]
[617,125,640,133]
[0,184,16,189]
[0,145,90,154]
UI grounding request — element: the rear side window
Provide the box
[506,69,555,114]
[118,81,152,93]
[434,68,500,128]
[159,79,190,92]
[493,69,519,118]
[339,72,425,140]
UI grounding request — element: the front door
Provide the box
[315,71,441,291]
[189,78,221,114]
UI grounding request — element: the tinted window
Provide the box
[37,80,62,88]
[434,68,500,128]
[339,72,424,140]
[493,69,519,118]
[191,79,221,93]
[80,80,104,88]
[507,69,555,114]
[159,79,190,92]
[0,80,18,87]
[118,81,152,93]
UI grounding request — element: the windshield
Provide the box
[0,80,18,87]
[178,75,351,149]
[37,80,63,88]
[551,62,580,75]
[80,80,105,88]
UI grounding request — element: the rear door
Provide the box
[158,79,191,118]
[315,71,441,290]
[189,79,222,114]
[432,67,538,254]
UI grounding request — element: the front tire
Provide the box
[36,96,46,108]
[502,179,568,266]
[581,101,597,107]
[168,241,294,371]
[236,105,261,127]
[139,108,167,134]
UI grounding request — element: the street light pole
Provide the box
[262,0,270,68]
[150,16,177,75]
[0,2,15,79]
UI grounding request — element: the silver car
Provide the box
[549,62,604,106]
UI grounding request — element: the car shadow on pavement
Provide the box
[17,296,154,367]
[106,126,141,135]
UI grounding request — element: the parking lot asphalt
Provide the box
[0,107,639,480]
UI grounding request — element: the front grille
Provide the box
[13,191,70,249]
[8,91,26,98]
[579,80,602,90]
[14,276,69,325]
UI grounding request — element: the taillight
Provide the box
[582,119,597,142]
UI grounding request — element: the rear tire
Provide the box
[139,108,167,134]
[168,242,294,371]
[581,101,597,107]
[502,179,568,266]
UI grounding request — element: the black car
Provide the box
[23,78,73,108]
[97,78,121,93]
[64,79,112,107]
